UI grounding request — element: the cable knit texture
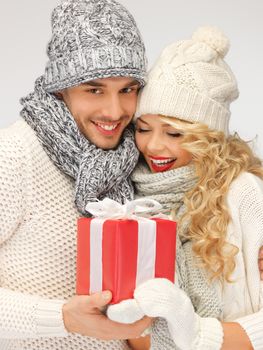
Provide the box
[44,0,147,92]
[0,119,130,350]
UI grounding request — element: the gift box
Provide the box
[76,198,176,304]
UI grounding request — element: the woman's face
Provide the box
[135,114,192,173]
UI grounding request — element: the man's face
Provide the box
[58,77,140,149]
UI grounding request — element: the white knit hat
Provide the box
[135,26,239,134]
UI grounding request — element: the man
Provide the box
[0,0,150,349]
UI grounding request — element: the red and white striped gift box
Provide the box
[76,216,176,304]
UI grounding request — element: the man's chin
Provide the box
[91,136,121,150]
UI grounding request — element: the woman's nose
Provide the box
[146,133,165,153]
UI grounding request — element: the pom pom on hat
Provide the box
[192,26,230,58]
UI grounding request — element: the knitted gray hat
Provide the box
[44,0,147,92]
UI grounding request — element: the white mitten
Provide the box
[107,298,144,324]
[108,278,223,350]
[135,278,224,349]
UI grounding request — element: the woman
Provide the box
[108,26,263,350]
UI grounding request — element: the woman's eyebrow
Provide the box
[137,118,148,125]
[138,119,175,128]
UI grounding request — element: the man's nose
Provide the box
[102,94,125,121]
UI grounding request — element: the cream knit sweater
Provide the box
[220,169,263,349]
[152,159,263,349]
[0,119,130,350]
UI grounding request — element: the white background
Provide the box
[0,0,262,157]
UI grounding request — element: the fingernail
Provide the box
[102,291,112,300]
[261,272,263,281]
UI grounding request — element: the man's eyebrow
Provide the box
[125,80,140,87]
[83,79,140,88]
[83,80,105,87]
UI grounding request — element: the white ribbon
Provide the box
[136,220,156,286]
[85,197,162,220]
[89,218,105,293]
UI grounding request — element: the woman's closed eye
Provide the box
[167,132,182,138]
[136,127,150,133]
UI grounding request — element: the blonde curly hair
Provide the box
[162,116,263,282]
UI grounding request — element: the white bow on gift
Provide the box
[85,198,163,219]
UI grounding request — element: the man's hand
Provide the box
[62,291,152,340]
[128,336,151,350]
[259,247,263,280]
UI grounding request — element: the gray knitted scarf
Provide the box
[132,161,197,219]
[132,161,223,350]
[20,76,139,215]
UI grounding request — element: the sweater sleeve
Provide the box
[0,127,68,339]
[233,174,263,349]
[0,288,68,339]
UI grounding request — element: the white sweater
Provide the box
[0,119,130,350]
[193,168,263,349]
[220,169,263,348]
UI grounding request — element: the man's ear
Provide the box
[54,92,63,100]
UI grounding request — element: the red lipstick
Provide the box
[149,156,177,173]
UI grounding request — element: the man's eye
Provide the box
[87,88,102,94]
[121,87,137,93]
